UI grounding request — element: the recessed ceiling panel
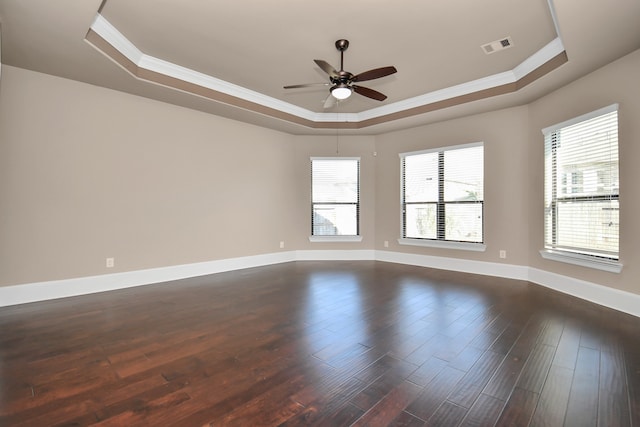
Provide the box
[1,0,638,133]
[99,0,557,113]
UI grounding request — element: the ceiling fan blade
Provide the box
[353,85,388,101]
[353,66,397,82]
[323,94,337,109]
[284,83,329,89]
[314,59,339,77]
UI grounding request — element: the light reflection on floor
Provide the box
[297,266,497,377]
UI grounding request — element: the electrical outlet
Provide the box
[279,241,285,249]
[106,257,115,268]
[384,240,389,248]
[499,250,507,259]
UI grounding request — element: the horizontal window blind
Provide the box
[401,143,483,243]
[311,158,359,236]
[543,104,619,259]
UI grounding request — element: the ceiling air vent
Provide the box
[481,36,514,54]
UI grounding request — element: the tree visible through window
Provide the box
[311,158,360,236]
[543,104,619,260]
[401,143,484,243]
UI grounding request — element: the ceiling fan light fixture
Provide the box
[331,84,352,100]
[284,39,396,105]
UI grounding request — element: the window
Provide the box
[400,143,484,249]
[311,158,360,241]
[542,104,620,271]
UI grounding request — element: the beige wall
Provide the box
[527,49,640,295]
[292,135,377,251]
[0,66,297,286]
[373,48,640,297]
[1,49,639,299]
[374,106,531,265]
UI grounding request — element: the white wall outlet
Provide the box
[106,257,115,268]
[384,240,389,248]
[279,241,285,249]
[499,250,507,259]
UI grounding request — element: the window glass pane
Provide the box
[312,159,358,203]
[404,153,438,202]
[404,204,437,239]
[444,203,483,243]
[444,146,484,201]
[313,204,357,235]
[311,158,359,237]
[401,144,484,244]
[555,113,618,198]
[555,200,619,255]
[401,143,484,243]
[543,106,619,260]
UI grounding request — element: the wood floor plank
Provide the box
[564,346,600,427]
[598,348,631,427]
[350,357,418,412]
[625,346,640,426]
[406,355,448,387]
[459,393,505,427]
[529,365,573,427]
[313,402,364,427]
[551,320,582,370]
[0,261,637,426]
[278,376,366,426]
[481,354,526,401]
[403,333,449,366]
[92,389,192,427]
[516,343,556,393]
[448,349,505,409]
[353,354,418,385]
[350,380,423,427]
[487,319,526,354]
[208,372,309,426]
[494,387,539,427]
[426,400,468,426]
[537,315,565,346]
[388,410,425,427]
[405,366,466,421]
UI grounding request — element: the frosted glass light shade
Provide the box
[331,86,352,100]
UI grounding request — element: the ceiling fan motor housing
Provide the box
[331,70,354,85]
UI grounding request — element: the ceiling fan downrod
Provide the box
[335,39,349,71]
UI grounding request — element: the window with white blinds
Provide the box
[543,104,619,262]
[311,158,360,236]
[401,143,484,244]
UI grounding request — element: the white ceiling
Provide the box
[1,0,639,134]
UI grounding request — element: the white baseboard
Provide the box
[375,250,529,281]
[0,251,297,307]
[528,267,640,318]
[375,251,639,317]
[1,250,639,318]
[295,249,376,261]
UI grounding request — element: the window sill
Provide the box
[398,238,486,252]
[309,235,363,243]
[539,249,622,273]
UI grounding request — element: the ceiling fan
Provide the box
[284,39,397,108]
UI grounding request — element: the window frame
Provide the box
[540,103,622,273]
[309,157,363,243]
[398,142,486,252]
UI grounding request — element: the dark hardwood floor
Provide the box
[1,261,639,426]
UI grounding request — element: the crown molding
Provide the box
[87,3,566,129]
